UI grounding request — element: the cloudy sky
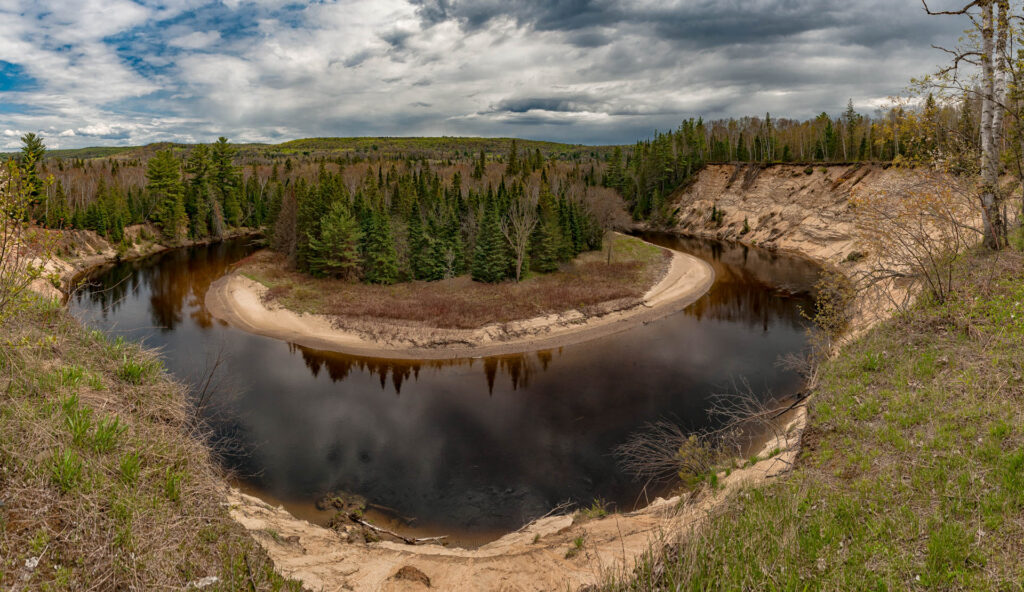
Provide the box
[0,0,967,149]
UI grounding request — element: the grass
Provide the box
[0,297,301,590]
[240,233,670,330]
[604,249,1024,591]
[566,535,586,559]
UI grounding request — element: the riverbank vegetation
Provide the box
[238,232,668,329]
[0,299,301,590]
[603,248,1024,590]
[0,158,298,589]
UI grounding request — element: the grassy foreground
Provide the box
[240,233,669,329]
[0,299,300,590]
[606,250,1024,590]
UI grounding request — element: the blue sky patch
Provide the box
[0,61,39,92]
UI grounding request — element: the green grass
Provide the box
[604,250,1024,591]
[0,297,301,590]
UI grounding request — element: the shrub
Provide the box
[93,416,126,453]
[50,449,84,493]
[163,467,185,503]
[119,452,141,485]
[117,355,159,385]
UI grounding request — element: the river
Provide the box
[68,232,820,546]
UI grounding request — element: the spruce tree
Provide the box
[308,201,363,279]
[146,150,187,240]
[472,203,510,283]
[211,137,241,227]
[45,181,70,229]
[185,144,212,237]
[361,210,398,284]
[506,139,519,176]
[530,215,563,273]
[19,133,45,207]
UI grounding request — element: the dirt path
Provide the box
[204,247,714,360]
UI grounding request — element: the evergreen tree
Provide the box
[20,133,45,208]
[361,210,398,284]
[211,137,241,227]
[308,200,363,279]
[407,205,437,280]
[472,203,510,283]
[185,144,212,237]
[506,139,519,176]
[530,215,563,273]
[45,181,70,229]
[146,151,187,239]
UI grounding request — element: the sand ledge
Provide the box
[205,246,715,360]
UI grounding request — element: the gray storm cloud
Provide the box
[0,0,965,149]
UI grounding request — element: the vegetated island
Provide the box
[206,233,714,359]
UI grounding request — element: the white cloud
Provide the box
[168,30,222,50]
[0,0,969,148]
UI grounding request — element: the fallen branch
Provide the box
[513,500,576,534]
[350,515,447,545]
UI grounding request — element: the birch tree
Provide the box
[923,0,1010,248]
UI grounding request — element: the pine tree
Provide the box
[530,215,563,273]
[185,145,212,237]
[308,201,363,279]
[146,150,187,240]
[45,181,70,229]
[506,139,519,176]
[211,137,241,227]
[361,210,398,284]
[19,133,45,208]
[472,203,510,283]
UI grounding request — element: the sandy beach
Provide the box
[205,246,715,360]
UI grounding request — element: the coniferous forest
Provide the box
[16,98,970,283]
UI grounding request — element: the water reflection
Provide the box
[295,345,556,394]
[69,233,819,543]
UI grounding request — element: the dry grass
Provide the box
[0,298,301,591]
[239,234,670,329]
[604,249,1024,590]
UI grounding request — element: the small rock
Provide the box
[24,557,40,570]
[187,575,220,589]
[391,565,431,588]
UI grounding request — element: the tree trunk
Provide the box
[979,0,1005,248]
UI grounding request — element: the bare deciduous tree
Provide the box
[584,186,630,263]
[851,171,982,309]
[500,186,539,282]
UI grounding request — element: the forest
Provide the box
[13,97,972,283]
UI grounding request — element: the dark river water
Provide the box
[68,233,820,546]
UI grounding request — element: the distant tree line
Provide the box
[16,134,616,284]
[605,97,981,219]
[14,97,982,277]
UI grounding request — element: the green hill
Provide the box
[3,137,619,162]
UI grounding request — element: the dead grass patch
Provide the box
[241,234,670,329]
